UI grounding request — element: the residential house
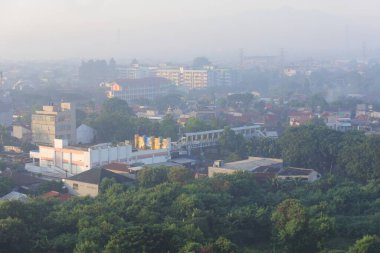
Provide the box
[63,168,133,197]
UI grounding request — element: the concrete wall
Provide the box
[128,149,170,165]
[38,146,90,174]
[208,166,236,177]
[89,144,132,166]
[64,179,99,197]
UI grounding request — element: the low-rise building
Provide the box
[63,168,133,197]
[0,169,45,193]
[0,191,28,202]
[208,158,321,182]
[326,116,352,132]
[208,157,283,177]
[27,139,171,178]
[277,167,321,182]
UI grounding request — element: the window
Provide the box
[73,183,79,190]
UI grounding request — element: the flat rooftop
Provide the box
[221,157,283,172]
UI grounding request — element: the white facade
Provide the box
[28,139,171,176]
[76,124,96,144]
[117,65,153,79]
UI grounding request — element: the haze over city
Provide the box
[2,1,380,253]
[1,0,380,61]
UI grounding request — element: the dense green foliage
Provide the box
[0,177,13,196]
[0,169,379,252]
[216,123,380,183]
[86,98,178,142]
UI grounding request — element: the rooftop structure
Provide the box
[208,158,321,182]
[0,191,28,202]
[208,157,283,177]
[63,168,133,197]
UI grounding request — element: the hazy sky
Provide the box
[1,0,380,61]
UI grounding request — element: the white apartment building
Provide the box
[107,77,172,103]
[156,67,209,89]
[117,65,154,79]
[27,139,171,177]
[155,67,234,89]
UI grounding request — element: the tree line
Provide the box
[1,166,380,252]
[218,122,380,183]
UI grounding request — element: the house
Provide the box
[208,157,283,177]
[288,111,313,127]
[0,169,45,193]
[63,168,134,197]
[103,162,136,179]
[277,167,321,182]
[0,191,28,202]
[208,158,321,182]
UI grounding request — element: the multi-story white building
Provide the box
[107,77,172,103]
[27,139,171,178]
[31,103,76,146]
[156,67,209,89]
[155,67,234,89]
[117,65,154,79]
